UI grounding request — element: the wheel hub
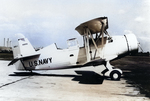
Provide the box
[113,73,119,79]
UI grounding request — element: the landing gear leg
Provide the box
[30,70,33,73]
[102,61,122,80]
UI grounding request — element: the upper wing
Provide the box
[75,17,108,35]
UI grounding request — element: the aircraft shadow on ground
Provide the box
[9,70,104,84]
[73,71,104,84]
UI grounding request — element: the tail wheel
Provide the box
[110,70,121,80]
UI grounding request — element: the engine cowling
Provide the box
[124,34,139,55]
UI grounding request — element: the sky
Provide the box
[0,0,150,52]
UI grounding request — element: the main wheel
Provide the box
[110,70,121,80]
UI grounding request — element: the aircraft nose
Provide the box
[124,34,139,55]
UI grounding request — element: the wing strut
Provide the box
[87,28,100,60]
[84,27,102,60]
[84,28,90,62]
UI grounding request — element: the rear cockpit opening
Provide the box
[67,38,79,49]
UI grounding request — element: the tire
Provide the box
[110,70,121,80]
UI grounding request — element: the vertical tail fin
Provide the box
[13,34,36,58]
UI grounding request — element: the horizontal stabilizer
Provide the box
[8,58,20,66]
[8,53,40,66]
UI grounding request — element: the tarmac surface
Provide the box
[0,60,149,101]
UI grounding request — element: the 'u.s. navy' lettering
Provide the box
[29,58,52,67]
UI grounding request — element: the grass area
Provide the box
[111,56,150,98]
[0,52,13,60]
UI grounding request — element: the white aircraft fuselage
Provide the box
[12,34,138,70]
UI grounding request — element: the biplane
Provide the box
[8,17,139,80]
